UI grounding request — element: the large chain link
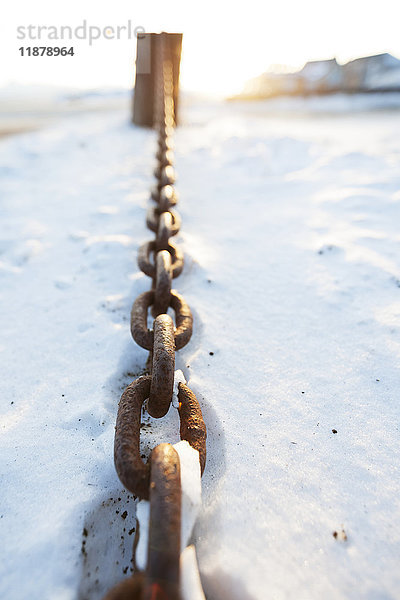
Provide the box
[104,33,206,600]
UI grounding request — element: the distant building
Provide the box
[239,53,400,99]
[297,58,342,95]
[342,53,400,93]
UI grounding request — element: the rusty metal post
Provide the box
[133,32,183,127]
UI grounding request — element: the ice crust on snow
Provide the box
[1,94,400,599]
[172,369,187,407]
[136,441,201,570]
[180,545,206,600]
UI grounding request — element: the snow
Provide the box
[135,440,202,571]
[172,369,187,407]
[180,546,206,600]
[1,94,400,600]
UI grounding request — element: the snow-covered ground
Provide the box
[1,94,400,600]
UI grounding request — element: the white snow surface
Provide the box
[1,95,400,599]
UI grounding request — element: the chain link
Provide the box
[148,314,175,417]
[105,32,206,600]
[152,250,172,317]
[137,240,184,279]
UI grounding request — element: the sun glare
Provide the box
[1,0,399,95]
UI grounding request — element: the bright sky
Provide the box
[1,0,400,95]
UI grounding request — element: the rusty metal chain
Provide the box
[104,33,206,600]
